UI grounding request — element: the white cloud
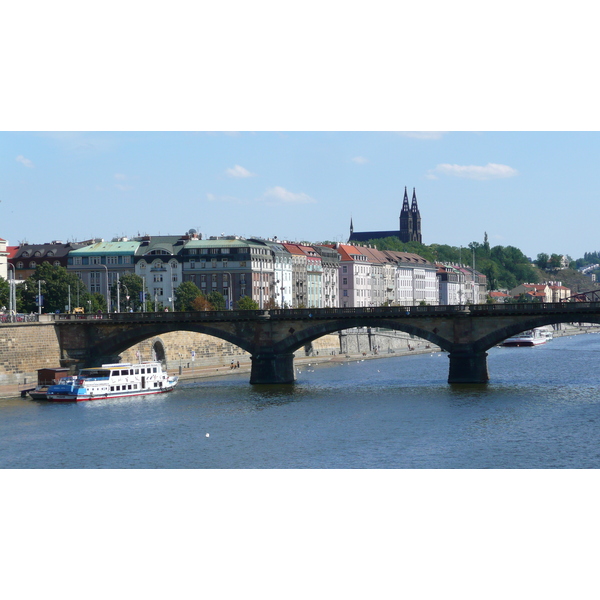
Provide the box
[427,162,518,180]
[115,184,133,191]
[16,155,34,168]
[351,156,369,164]
[398,132,446,140]
[226,165,255,178]
[263,186,316,205]
[114,173,127,180]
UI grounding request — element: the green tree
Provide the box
[548,253,563,270]
[20,263,88,313]
[206,291,226,311]
[0,277,9,309]
[535,252,549,269]
[236,296,259,310]
[174,281,201,311]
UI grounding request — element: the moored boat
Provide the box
[46,361,178,401]
[500,328,548,347]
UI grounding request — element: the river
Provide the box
[2,331,600,469]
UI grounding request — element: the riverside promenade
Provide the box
[2,324,599,399]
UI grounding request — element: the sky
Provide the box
[2,131,600,261]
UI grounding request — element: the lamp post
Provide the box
[122,283,129,312]
[7,263,16,322]
[101,264,111,313]
[170,261,176,311]
[223,271,233,309]
[38,279,45,315]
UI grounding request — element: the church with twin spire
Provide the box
[348,186,422,244]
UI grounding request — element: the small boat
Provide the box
[501,328,548,347]
[27,367,73,400]
[28,377,77,400]
[46,361,178,402]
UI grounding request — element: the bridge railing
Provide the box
[49,300,600,323]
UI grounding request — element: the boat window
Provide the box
[116,386,120,391]
[135,369,139,374]
[121,369,129,376]
[153,367,157,373]
[111,370,119,377]
[110,386,114,391]
[140,368,145,374]
[128,385,132,390]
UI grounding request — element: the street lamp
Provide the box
[101,264,111,313]
[38,279,45,315]
[223,271,233,309]
[7,263,16,322]
[169,261,176,311]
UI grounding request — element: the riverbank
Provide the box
[2,324,599,399]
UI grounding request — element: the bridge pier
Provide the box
[250,352,296,384]
[448,351,489,384]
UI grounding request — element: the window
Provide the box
[212,259,217,268]
[107,256,118,264]
[343,290,348,296]
[54,261,61,267]
[223,259,228,268]
[73,256,82,265]
[343,277,347,285]
[30,261,36,268]
[91,256,101,265]
[155,288,164,296]
[16,261,23,269]
[342,265,347,273]
[190,260,195,269]
[154,274,163,282]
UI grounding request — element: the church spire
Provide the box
[411,188,420,215]
[410,188,422,243]
[350,217,354,235]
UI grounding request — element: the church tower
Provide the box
[410,188,422,243]
[399,186,412,243]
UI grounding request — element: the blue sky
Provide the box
[2,131,600,261]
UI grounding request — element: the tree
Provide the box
[548,253,563,270]
[174,281,201,311]
[236,296,259,310]
[0,277,9,309]
[535,253,549,269]
[20,263,88,313]
[192,294,212,311]
[206,291,226,311]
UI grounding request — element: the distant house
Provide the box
[509,283,553,303]
[12,241,91,280]
[546,282,571,302]
[488,291,510,303]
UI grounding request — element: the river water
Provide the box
[2,332,600,468]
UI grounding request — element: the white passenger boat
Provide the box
[46,361,178,401]
[500,328,548,347]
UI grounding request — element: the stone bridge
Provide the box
[53,302,600,384]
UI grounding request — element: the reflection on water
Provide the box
[2,334,600,468]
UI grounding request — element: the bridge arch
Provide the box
[86,322,257,366]
[472,314,600,353]
[266,318,453,356]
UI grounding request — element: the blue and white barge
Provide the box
[46,361,178,401]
